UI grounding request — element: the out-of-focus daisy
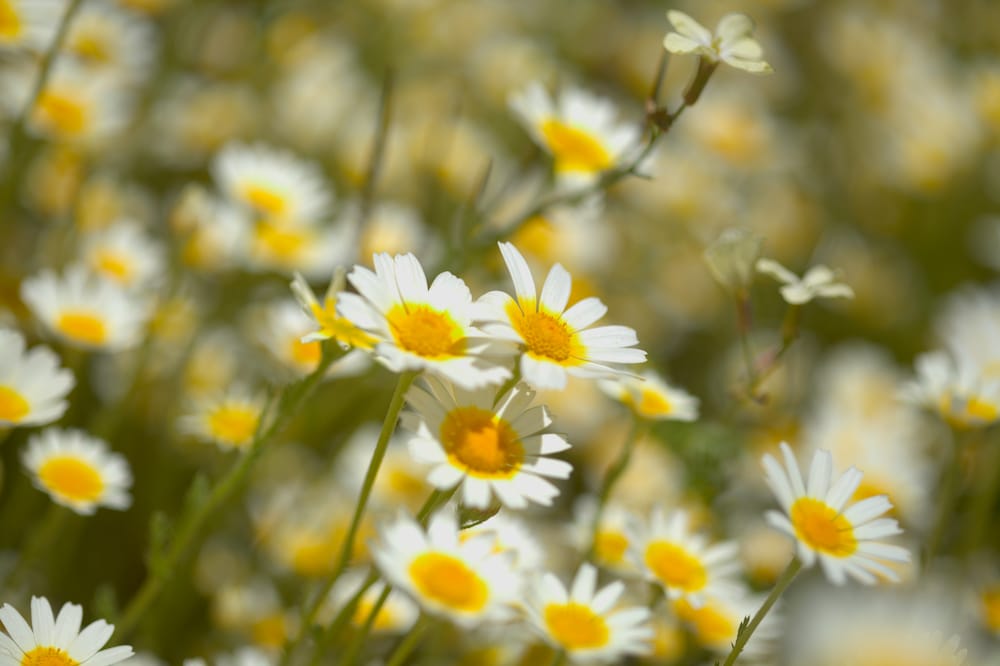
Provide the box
[65,2,157,82]
[525,562,652,662]
[900,351,1000,428]
[248,300,325,378]
[0,596,133,666]
[673,586,780,658]
[401,377,572,509]
[598,370,699,421]
[22,428,132,514]
[761,442,911,584]
[0,329,74,427]
[756,258,855,305]
[479,242,645,390]
[663,11,772,74]
[242,216,353,280]
[572,496,638,574]
[181,388,265,451]
[630,508,741,608]
[20,265,151,352]
[81,220,166,290]
[290,271,376,350]
[460,513,546,570]
[0,0,66,52]
[509,83,640,186]
[356,200,438,263]
[372,510,521,627]
[325,569,419,635]
[337,252,510,389]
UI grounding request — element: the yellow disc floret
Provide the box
[645,541,708,592]
[539,119,613,174]
[439,406,524,479]
[0,385,30,423]
[789,497,857,557]
[386,303,464,359]
[37,456,104,503]
[543,602,611,650]
[206,403,260,447]
[408,552,488,612]
[56,310,108,347]
[21,646,79,666]
[506,302,582,364]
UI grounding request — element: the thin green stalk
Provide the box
[925,429,965,566]
[357,69,395,231]
[549,649,567,666]
[962,434,1000,554]
[745,304,801,401]
[384,615,430,666]
[720,557,802,666]
[587,418,643,560]
[339,586,392,666]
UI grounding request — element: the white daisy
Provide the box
[371,509,521,627]
[479,242,646,390]
[81,220,166,291]
[663,10,772,74]
[289,270,377,349]
[460,513,545,570]
[0,597,133,666]
[0,0,66,52]
[242,216,353,280]
[249,299,327,377]
[509,82,641,187]
[401,377,572,509]
[180,388,265,451]
[326,569,419,635]
[20,265,151,352]
[756,258,855,305]
[761,442,911,585]
[64,1,157,82]
[22,428,132,514]
[900,350,1000,428]
[526,562,652,662]
[0,329,74,427]
[598,370,699,421]
[336,252,511,389]
[673,586,781,658]
[572,496,639,574]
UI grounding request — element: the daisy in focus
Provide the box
[336,252,510,389]
[756,258,855,305]
[290,270,376,351]
[0,0,66,52]
[0,329,74,427]
[509,83,641,186]
[526,562,652,662]
[401,377,572,509]
[181,388,266,450]
[22,428,132,515]
[371,509,521,627]
[598,370,699,421]
[0,596,133,666]
[663,10,772,74]
[761,442,911,584]
[479,242,646,390]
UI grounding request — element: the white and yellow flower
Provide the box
[761,442,911,585]
[479,242,646,390]
[337,252,511,389]
[22,428,132,514]
[0,329,74,428]
[673,586,780,658]
[181,388,265,451]
[372,509,521,627]
[572,496,639,574]
[663,11,772,74]
[900,351,1000,428]
[0,0,66,52]
[20,265,151,352]
[598,370,699,421]
[81,220,165,290]
[242,215,353,280]
[65,2,157,82]
[509,83,640,186]
[526,562,652,662]
[756,258,854,305]
[326,569,419,635]
[248,300,327,378]
[401,377,572,509]
[290,270,376,350]
[0,596,133,666]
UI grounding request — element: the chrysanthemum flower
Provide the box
[572,496,638,574]
[401,377,572,509]
[900,351,1000,428]
[243,216,352,280]
[249,300,327,377]
[65,2,157,82]
[761,442,911,584]
[526,562,652,662]
[22,428,132,514]
[756,258,855,305]
[663,11,772,74]
[181,388,265,450]
[479,242,645,390]
[673,587,780,657]
[372,510,521,627]
[598,371,699,421]
[0,329,74,427]
[326,570,419,635]
[0,596,133,666]
[21,265,151,352]
[0,0,66,52]
[509,83,640,186]
[81,220,166,290]
[290,271,376,350]
[337,252,511,389]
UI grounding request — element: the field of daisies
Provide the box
[2,0,1000,664]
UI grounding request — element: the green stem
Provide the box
[339,586,393,666]
[745,304,800,401]
[962,433,1000,554]
[925,429,965,566]
[549,649,567,666]
[587,418,643,560]
[721,557,802,666]
[7,503,71,586]
[384,615,430,666]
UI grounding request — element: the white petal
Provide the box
[666,10,712,44]
[498,242,537,307]
[539,264,572,314]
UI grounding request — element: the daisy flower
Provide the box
[242,216,353,280]
[663,10,772,74]
[336,252,511,389]
[249,299,327,377]
[756,258,855,305]
[64,2,157,82]
[20,265,151,352]
[509,82,641,186]
[0,329,74,427]
[326,570,419,635]
[526,562,652,662]
[572,496,639,574]
[22,428,132,514]
[761,442,911,585]
[0,0,66,52]
[81,220,166,291]
[630,508,742,608]
[598,370,699,421]
[673,586,780,658]
[478,242,646,390]
[401,377,572,509]
[371,509,521,627]
[180,388,265,451]
[900,351,1000,428]
[0,597,133,666]
[289,270,376,350]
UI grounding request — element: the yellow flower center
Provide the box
[539,119,613,174]
[645,541,707,592]
[243,184,288,218]
[250,613,287,648]
[310,297,377,351]
[386,303,465,359]
[852,479,897,518]
[288,337,321,369]
[440,406,524,479]
[255,221,307,261]
[789,497,857,557]
[72,32,112,64]
[964,395,999,425]
[982,586,1000,632]
[93,250,132,282]
[511,216,556,262]
[21,646,79,666]
[594,530,629,565]
[634,387,672,418]
[35,91,87,138]
[506,301,581,364]
[0,385,30,423]
[675,598,736,648]
[37,456,104,503]
[407,552,489,612]
[543,602,611,650]
[290,533,336,577]
[56,310,108,346]
[352,596,398,632]
[206,402,260,447]
[0,0,21,39]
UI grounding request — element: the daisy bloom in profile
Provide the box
[479,242,646,390]
[673,586,780,658]
[0,596,133,666]
[22,428,132,514]
[756,258,855,305]
[900,350,1000,428]
[337,252,510,389]
[663,10,772,74]
[181,388,265,450]
[631,508,741,608]
[401,377,572,509]
[326,570,419,635]
[526,562,652,662]
[599,371,699,421]
[761,442,911,584]
[0,329,74,427]
[0,0,66,52]
[509,82,640,186]
[81,220,166,290]
[20,265,151,352]
[290,270,376,350]
[372,509,521,627]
